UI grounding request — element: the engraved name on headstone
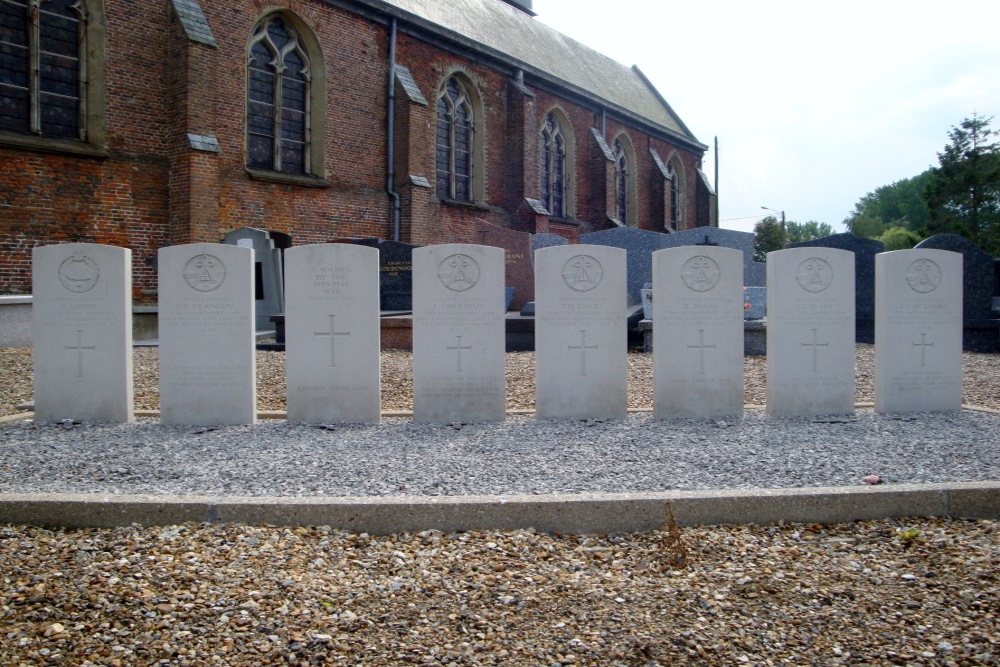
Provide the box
[285,244,381,423]
[158,243,256,425]
[653,246,743,418]
[535,244,627,419]
[32,243,134,423]
[766,247,856,417]
[412,244,506,423]
[875,249,963,413]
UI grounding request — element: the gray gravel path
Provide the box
[2,410,997,497]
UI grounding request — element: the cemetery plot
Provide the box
[653,246,744,418]
[412,244,506,423]
[158,243,257,426]
[766,248,856,417]
[875,249,963,413]
[285,244,381,423]
[535,245,627,420]
[32,243,134,423]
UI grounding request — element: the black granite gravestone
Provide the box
[915,234,999,351]
[580,227,670,305]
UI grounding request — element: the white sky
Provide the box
[532,0,1000,233]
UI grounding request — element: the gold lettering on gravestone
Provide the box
[562,255,603,292]
[686,328,717,376]
[65,329,95,378]
[183,254,226,292]
[795,258,833,293]
[681,255,720,292]
[905,259,941,294]
[314,314,351,367]
[58,252,100,293]
[568,329,599,376]
[446,335,473,372]
[438,254,480,292]
[801,328,829,372]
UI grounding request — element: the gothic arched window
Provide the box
[540,112,566,218]
[435,77,474,201]
[613,137,631,224]
[667,158,685,230]
[1,0,89,139]
[247,15,312,175]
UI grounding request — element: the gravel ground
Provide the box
[0,519,997,665]
[2,345,999,665]
[2,344,1000,417]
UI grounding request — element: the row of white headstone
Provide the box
[31,242,963,426]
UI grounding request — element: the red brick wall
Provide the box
[0,0,710,299]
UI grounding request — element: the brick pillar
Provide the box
[504,76,537,232]
[167,1,220,245]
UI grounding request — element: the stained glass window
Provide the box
[614,138,629,223]
[540,112,566,218]
[247,16,310,175]
[435,77,473,201]
[0,0,84,139]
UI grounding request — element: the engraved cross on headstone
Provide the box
[801,328,829,373]
[913,333,934,368]
[568,329,599,377]
[314,314,351,367]
[447,335,472,373]
[65,329,95,378]
[686,328,717,376]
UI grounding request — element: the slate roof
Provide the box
[360,0,704,150]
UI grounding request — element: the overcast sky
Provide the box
[532,0,1000,233]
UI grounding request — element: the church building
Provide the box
[0,0,717,299]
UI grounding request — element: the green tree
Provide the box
[924,113,1000,254]
[753,216,786,262]
[877,226,922,251]
[844,173,932,237]
[846,214,887,239]
[785,220,834,244]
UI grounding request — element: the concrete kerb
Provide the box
[1,482,997,534]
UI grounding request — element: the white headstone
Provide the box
[284,244,381,423]
[32,243,134,423]
[652,246,744,418]
[412,244,506,423]
[766,247,856,417]
[875,249,963,413]
[535,245,627,420]
[158,243,256,425]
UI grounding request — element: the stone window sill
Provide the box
[437,197,492,212]
[548,216,580,227]
[246,168,330,188]
[0,131,108,159]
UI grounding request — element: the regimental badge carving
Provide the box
[183,254,226,292]
[795,257,834,293]
[438,254,480,291]
[905,258,941,294]
[681,255,721,292]
[562,255,603,292]
[58,252,100,293]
